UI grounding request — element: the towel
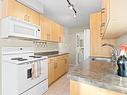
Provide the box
[32,61,42,79]
[37,61,41,76]
[32,61,38,79]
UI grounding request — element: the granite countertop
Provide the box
[68,59,127,94]
[35,51,69,58]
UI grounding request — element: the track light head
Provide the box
[68,4,74,10]
[66,0,77,18]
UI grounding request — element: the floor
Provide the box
[44,74,70,95]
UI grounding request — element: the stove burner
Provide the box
[29,56,42,58]
[11,58,28,61]
[18,59,27,61]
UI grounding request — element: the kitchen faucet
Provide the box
[101,43,119,63]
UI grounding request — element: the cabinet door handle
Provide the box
[100,33,103,35]
[54,63,57,69]
[24,15,27,21]
[27,15,30,22]
[101,8,105,13]
[59,37,61,42]
[47,34,50,40]
[101,23,105,27]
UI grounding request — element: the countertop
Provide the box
[35,51,69,58]
[45,53,69,58]
[67,59,127,94]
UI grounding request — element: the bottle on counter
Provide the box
[117,44,127,77]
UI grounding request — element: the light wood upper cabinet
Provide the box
[101,0,127,39]
[90,12,115,57]
[40,15,48,41]
[40,15,64,42]
[57,25,64,43]
[12,0,28,21]
[90,12,102,57]
[27,8,40,25]
[1,0,64,42]
[2,0,40,25]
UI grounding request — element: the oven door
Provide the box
[17,62,34,94]
[17,59,48,95]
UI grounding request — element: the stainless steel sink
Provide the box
[91,57,112,63]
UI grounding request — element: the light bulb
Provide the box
[73,14,77,18]
[68,4,73,10]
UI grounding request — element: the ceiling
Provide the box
[38,0,101,28]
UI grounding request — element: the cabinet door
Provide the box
[54,56,66,80]
[64,54,69,72]
[90,12,102,57]
[40,15,50,41]
[48,58,55,86]
[101,0,110,36]
[27,8,40,25]
[48,21,59,42]
[52,22,59,42]
[12,0,28,21]
[59,56,66,75]
[54,57,61,80]
[90,12,115,57]
[60,26,64,43]
[57,25,64,43]
[2,0,40,25]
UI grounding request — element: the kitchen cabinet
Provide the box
[90,12,115,57]
[70,80,126,95]
[48,58,55,86]
[101,0,127,38]
[40,16,57,42]
[58,25,64,43]
[100,0,110,37]
[40,15,50,41]
[48,54,69,86]
[27,8,40,25]
[2,0,40,25]
[40,15,64,42]
[63,54,69,72]
[54,55,67,80]
[49,20,58,42]
[1,0,64,42]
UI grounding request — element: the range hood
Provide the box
[0,16,41,40]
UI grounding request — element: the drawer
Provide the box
[22,79,48,95]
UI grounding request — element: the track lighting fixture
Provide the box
[67,0,77,18]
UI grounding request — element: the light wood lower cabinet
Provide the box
[48,58,55,86]
[48,54,69,86]
[70,80,126,95]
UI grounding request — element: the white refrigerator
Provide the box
[76,29,90,64]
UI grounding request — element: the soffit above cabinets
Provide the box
[17,0,44,14]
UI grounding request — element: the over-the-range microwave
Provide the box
[0,16,41,40]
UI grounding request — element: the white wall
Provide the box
[84,29,90,59]
[0,1,2,19]
[115,34,127,48]
[60,27,85,64]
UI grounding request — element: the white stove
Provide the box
[1,47,48,95]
